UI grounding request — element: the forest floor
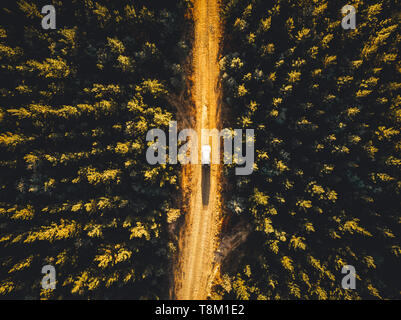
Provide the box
[173,0,222,300]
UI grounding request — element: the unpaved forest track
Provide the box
[173,0,222,300]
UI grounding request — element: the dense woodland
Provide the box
[0,0,189,299]
[218,0,401,299]
[1,0,400,300]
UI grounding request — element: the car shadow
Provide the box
[201,165,211,207]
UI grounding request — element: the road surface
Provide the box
[173,0,222,300]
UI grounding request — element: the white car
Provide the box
[201,145,211,165]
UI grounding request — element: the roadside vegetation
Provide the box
[218,0,401,299]
[0,0,189,299]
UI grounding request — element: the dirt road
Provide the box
[173,0,222,300]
